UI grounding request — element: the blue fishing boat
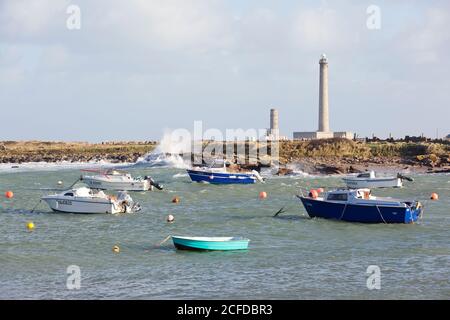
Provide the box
[172,236,250,251]
[298,188,423,224]
[187,160,264,184]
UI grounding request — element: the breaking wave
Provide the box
[135,131,190,169]
[0,160,130,174]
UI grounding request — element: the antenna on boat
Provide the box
[66,176,83,189]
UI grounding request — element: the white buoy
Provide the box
[167,215,175,223]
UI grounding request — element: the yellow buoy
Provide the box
[26,221,35,231]
[112,245,120,253]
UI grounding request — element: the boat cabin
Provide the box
[62,187,106,198]
[356,171,376,179]
[320,188,408,207]
[325,189,372,201]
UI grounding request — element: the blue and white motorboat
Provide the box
[298,188,423,224]
[172,236,250,251]
[187,160,264,184]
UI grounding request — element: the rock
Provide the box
[348,165,362,173]
[315,164,345,175]
[276,168,294,176]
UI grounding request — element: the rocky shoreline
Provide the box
[1,140,449,175]
[0,141,157,164]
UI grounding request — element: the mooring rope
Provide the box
[375,205,387,224]
[338,204,347,220]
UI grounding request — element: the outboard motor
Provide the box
[251,170,265,183]
[397,173,414,182]
[144,176,164,190]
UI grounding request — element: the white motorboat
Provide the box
[342,171,413,189]
[80,169,163,191]
[41,187,141,214]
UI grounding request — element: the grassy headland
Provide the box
[1,139,449,174]
[277,138,450,174]
[0,141,157,164]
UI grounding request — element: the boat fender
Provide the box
[309,189,318,198]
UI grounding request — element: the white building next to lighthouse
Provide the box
[293,54,353,140]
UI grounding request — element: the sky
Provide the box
[0,0,449,142]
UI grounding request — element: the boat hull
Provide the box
[172,236,250,251]
[187,170,256,184]
[82,177,150,191]
[42,197,120,214]
[299,197,421,224]
[342,177,402,189]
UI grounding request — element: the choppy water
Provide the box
[0,165,449,299]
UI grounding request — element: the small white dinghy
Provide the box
[80,169,163,191]
[41,187,141,214]
[342,171,413,189]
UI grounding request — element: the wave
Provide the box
[0,160,130,174]
[173,173,189,178]
[134,131,191,169]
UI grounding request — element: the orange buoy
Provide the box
[5,191,14,199]
[172,196,180,204]
[167,214,175,223]
[430,192,439,200]
[259,191,267,199]
[309,189,318,198]
[317,188,324,193]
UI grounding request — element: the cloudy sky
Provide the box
[0,0,449,141]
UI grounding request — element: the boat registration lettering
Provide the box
[57,199,72,205]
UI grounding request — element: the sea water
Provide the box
[0,162,449,299]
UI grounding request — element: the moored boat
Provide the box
[81,168,163,191]
[187,160,264,184]
[298,188,423,224]
[172,236,250,251]
[342,171,413,189]
[41,187,141,214]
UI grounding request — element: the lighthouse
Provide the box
[293,54,353,140]
[318,54,330,132]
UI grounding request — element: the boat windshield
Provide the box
[106,169,127,176]
[208,160,227,169]
[356,171,375,178]
[327,193,348,201]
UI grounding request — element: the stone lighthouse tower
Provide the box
[318,54,330,132]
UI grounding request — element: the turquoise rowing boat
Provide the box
[172,236,250,251]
